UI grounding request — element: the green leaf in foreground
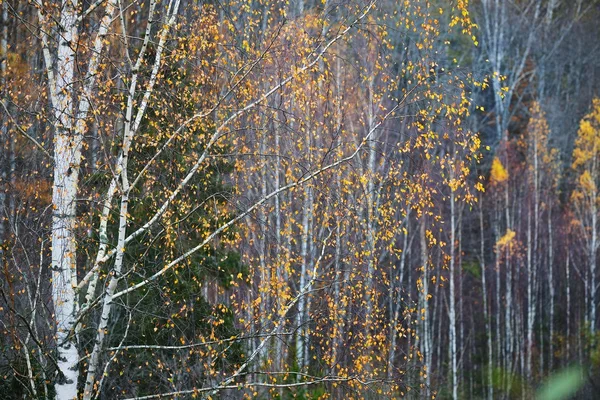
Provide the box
[536,367,584,400]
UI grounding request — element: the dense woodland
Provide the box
[1,0,600,399]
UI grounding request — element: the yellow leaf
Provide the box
[496,229,516,249]
[490,157,508,184]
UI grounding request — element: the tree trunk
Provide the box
[526,203,535,383]
[566,251,571,362]
[591,201,597,334]
[548,203,555,372]
[296,185,311,370]
[419,218,431,396]
[50,1,81,397]
[449,178,458,400]
[480,198,493,400]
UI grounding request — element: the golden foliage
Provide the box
[573,98,600,170]
[490,157,508,184]
[496,229,516,249]
[579,170,597,194]
[572,98,600,205]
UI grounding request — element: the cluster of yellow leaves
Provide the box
[496,229,516,249]
[572,98,600,205]
[490,157,508,184]
[573,98,600,169]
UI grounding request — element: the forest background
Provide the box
[2,0,600,399]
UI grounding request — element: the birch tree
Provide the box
[31,0,121,396]
[572,98,600,336]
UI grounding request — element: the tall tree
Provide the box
[571,98,600,336]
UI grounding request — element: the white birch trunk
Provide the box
[548,204,555,371]
[365,78,377,319]
[449,177,458,400]
[259,134,269,363]
[331,186,342,373]
[50,1,80,397]
[388,221,411,379]
[526,205,535,382]
[274,124,284,371]
[540,280,545,378]
[458,208,464,394]
[304,195,314,367]
[591,202,597,334]
[80,0,155,307]
[494,210,502,380]
[526,116,541,385]
[504,181,513,394]
[81,2,179,395]
[480,0,540,143]
[38,0,118,395]
[533,127,541,377]
[480,198,493,400]
[419,219,431,396]
[82,173,130,399]
[330,57,343,373]
[296,186,311,370]
[566,251,571,361]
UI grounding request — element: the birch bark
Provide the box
[419,219,431,396]
[479,197,493,400]
[49,1,82,396]
[449,171,458,400]
[33,0,118,395]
